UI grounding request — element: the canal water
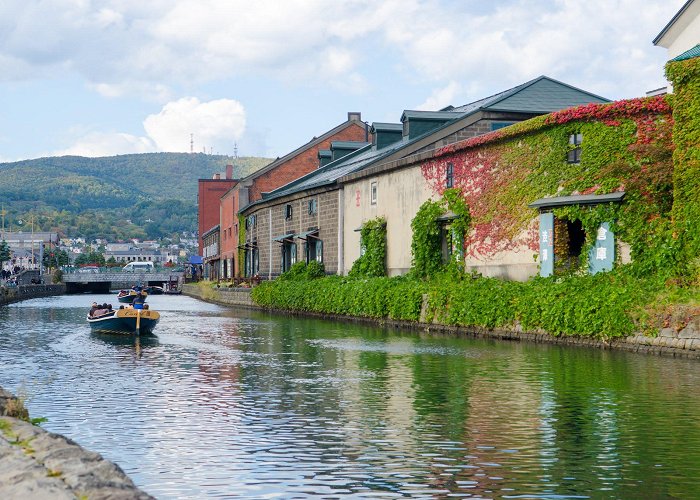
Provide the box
[1,294,699,499]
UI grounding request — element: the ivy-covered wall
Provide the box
[666,57,700,269]
[421,95,675,276]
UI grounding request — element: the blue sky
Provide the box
[0,0,686,162]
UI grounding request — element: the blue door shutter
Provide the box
[539,213,554,277]
[588,222,615,275]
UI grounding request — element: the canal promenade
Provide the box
[0,387,152,499]
[183,283,700,359]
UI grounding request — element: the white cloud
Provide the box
[417,81,462,111]
[143,97,246,153]
[52,97,246,157]
[0,0,686,101]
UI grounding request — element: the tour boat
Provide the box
[117,289,148,303]
[86,307,160,335]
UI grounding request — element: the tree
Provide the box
[42,248,70,270]
[75,251,105,266]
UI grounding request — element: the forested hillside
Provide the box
[0,153,271,240]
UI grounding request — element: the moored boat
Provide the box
[87,307,160,335]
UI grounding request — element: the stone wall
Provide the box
[0,284,65,306]
[183,284,700,359]
[182,283,256,308]
[0,386,153,499]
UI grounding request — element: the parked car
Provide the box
[78,266,100,274]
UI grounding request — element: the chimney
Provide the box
[347,111,361,122]
[225,164,233,179]
[213,173,221,180]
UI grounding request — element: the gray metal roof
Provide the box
[529,192,625,210]
[331,141,368,149]
[252,139,408,206]
[452,76,609,114]
[400,110,464,122]
[245,76,610,210]
[370,122,402,132]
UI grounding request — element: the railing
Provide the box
[62,266,186,275]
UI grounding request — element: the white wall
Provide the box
[343,166,433,276]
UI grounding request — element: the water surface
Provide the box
[1,294,699,498]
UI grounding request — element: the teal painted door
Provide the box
[588,222,615,274]
[539,213,554,277]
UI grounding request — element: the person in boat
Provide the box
[88,302,99,317]
[132,293,145,310]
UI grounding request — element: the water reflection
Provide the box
[0,294,699,498]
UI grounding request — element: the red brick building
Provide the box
[197,164,236,256]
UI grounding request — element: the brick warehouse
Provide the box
[212,112,369,279]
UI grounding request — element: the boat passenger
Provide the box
[133,294,145,310]
[88,302,99,317]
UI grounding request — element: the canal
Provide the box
[1,294,699,498]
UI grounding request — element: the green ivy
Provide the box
[348,217,387,277]
[667,57,700,276]
[278,261,326,281]
[251,270,666,339]
[410,188,471,278]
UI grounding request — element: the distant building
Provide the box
[197,164,238,256]
[201,225,220,280]
[0,231,59,271]
[104,248,166,264]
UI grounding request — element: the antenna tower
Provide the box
[190,133,194,154]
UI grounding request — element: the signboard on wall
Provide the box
[539,213,554,277]
[588,222,615,275]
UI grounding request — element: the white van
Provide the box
[122,262,155,272]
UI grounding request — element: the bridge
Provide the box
[62,269,185,293]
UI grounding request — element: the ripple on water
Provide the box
[2,295,700,498]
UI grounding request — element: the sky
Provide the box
[0,0,686,163]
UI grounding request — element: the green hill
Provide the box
[0,153,271,241]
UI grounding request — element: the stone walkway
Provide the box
[0,388,152,499]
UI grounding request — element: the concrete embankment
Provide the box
[0,284,65,306]
[183,283,700,359]
[0,387,152,499]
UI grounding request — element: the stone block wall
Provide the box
[246,188,340,279]
[0,284,65,306]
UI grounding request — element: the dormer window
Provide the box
[567,133,582,164]
[446,162,454,188]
